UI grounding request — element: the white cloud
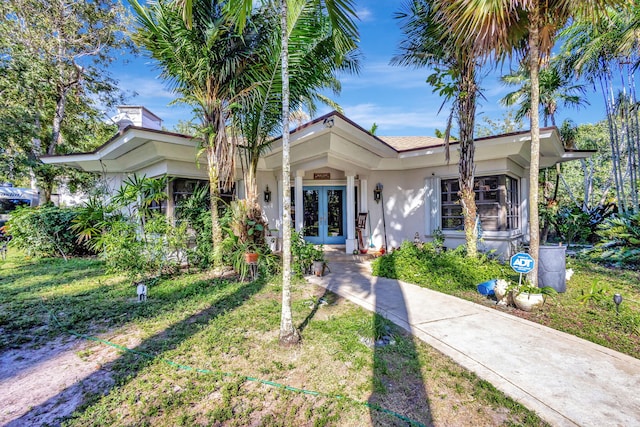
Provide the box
[342,103,447,134]
[356,7,373,22]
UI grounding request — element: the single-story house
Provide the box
[43,106,592,258]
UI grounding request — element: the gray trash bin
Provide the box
[538,245,566,292]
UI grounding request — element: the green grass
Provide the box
[372,243,640,359]
[1,251,546,426]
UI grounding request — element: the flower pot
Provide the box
[513,292,545,312]
[312,261,325,277]
[244,252,259,264]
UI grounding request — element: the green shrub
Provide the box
[590,212,640,267]
[372,241,510,293]
[7,205,91,258]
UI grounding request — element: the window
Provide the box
[441,175,519,231]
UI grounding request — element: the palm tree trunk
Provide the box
[207,145,223,267]
[528,6,541,287]
[458,59,478,257]
[279,0,300,347]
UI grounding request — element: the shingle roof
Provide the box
[378,136,445,151]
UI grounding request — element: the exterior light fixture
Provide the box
[264,185,271,203]
[613,293,623,314]
[373,183,383,204]
[323,118,334,128]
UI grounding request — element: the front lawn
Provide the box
[372,242,640,359]
[0,252,546,426]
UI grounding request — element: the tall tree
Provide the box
[439,0,626,286]
[392,0,482,257]
[132,0,269,267]
[211,0,358,345]
[560,4,640,214]
[0,0,132,201]
[234,2,359,207]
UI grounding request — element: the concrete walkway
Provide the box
[306,258,640,427]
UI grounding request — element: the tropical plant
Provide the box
[291,229,323,276]
[592,212,640,267]
[500,60,588,127]
[233,3,359,206]
[131,0,270,267]
[392,0,481,257]
[6,205,87,259]
[229,199,266,253]
[560,4,640,215]
[219,0,359,346]
[438,0,627,286]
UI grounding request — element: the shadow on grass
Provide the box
[4,276,266,426]
[0,257,107,296]
[369,275,433,426]
[316,260,433,425]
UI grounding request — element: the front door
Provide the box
[303,186,346,244]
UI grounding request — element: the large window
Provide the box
[441,175,519,231]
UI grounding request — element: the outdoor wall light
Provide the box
[373,183,383,204]
[613,293,623,314]
[264,185,271,203]
[323,118,334,128]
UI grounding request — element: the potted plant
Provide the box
[230,200,266,265]
[505,281,557,312]
[311,245,326,276]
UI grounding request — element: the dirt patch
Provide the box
[0,330,140,426]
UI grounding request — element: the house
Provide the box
[42,106,592,258]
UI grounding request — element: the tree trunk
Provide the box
[279,0,300,347]
[527,7,541,288]
[207,145,223,267]
[458,59,478,258]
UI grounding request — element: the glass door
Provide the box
[303,186,346,244]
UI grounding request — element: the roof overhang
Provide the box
[42,127,201,173]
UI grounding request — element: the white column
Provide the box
[345,174,356,253]
[424,176,441,236]
[360,178,368,214]
[295,171,304,232]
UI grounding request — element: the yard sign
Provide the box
[510,253,535,274]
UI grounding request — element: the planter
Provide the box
[244,252,259,264]
[312,261,326,277]
[513,292,545,312]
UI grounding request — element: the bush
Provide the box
[590,212,640,267]
[7,205,91,258]
[372,240,510,293]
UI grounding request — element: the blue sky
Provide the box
[111,1,607,136]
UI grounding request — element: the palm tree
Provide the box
[181,0,358,345]
[131,0,268,267]
[560,5,640,214]
[234,4,359,207]
[438,0,626,286]
[500,61,588,127]
[392,0,481,257]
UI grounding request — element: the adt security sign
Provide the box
[510,252,535,274]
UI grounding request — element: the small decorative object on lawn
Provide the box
[494,279,510,304]
[136,282,147,302]
[613,293,623,314]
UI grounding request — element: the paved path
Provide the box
[306,260,640,427]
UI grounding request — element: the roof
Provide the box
[378,136,445,151]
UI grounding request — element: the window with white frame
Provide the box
[441,175,519,231]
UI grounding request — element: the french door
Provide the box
[302,186,346,244]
